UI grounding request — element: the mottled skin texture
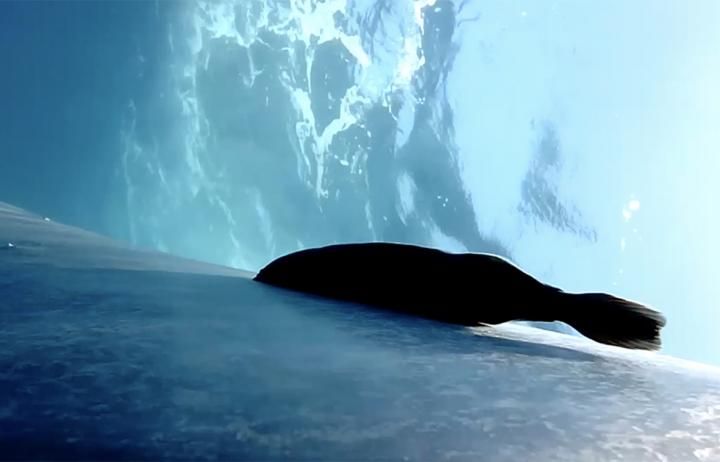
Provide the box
[3,203,713,462]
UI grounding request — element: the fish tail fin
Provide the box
[554,291,666,351]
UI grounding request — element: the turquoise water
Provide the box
[1,0,719,365]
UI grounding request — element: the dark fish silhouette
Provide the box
[255,242,666,350]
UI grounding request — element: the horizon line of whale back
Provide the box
[254,242,666,351]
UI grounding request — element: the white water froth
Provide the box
[122,0,441,268]
[194,0,437,198]
[396,172,416,224]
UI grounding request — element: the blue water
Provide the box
[2,0,719,365]
[0,1,160,234]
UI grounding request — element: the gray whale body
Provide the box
[0,202,718,462]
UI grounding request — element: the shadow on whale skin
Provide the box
[255,242,667,351]
[0,438,152,462]
[269,286,601,363]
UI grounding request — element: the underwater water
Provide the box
[1,0,720,365]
